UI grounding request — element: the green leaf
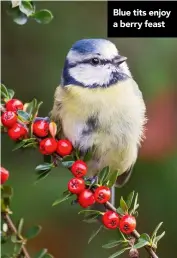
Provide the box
[108,247,130,258]
[33,10,53,24]
[126,191,135,209]
[61,161,74,168]
[78,210,101,215]
[154,231,165,246]
[88,225,103,244]
[1,84,9,99]
[35,170,51,183]
[12,140,26,151]
[98,166,110,185]
[43,255,54,258]
[35,163,53,171]
[102,240,123,249]
[152,222,163,239]
[25,98,37,118]
[83,150,92,162]
[134,238,149,249]
[52,192,73,206]
[31,101,43,120]
[17,218,24,235]
[83,214,99,224]
[116,207,125,216]
[17,110,30,123]
[61,155,74,167]
[19,1,34,16]
[106,170,119,188]
[2,186,13,198]
[24,225,42,240]
[34,249,48,258]
[120,197,128,213]
[7,89,15,99]
[14,12,28,25]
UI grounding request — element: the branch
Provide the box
[2,213,31,258]
[105,201,158,258]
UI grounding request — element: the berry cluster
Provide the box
[1,98,136,235]
[1,99,28,140]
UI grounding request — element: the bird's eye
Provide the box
[91,58,100,65]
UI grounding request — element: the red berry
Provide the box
[71,160,87,178]
[119,215,136,234]
[0,167,9,184]
[1,111,17,128]
[33,120,49,137]
[94,186,111,204]
[68,178,85,194]
[78,189,95,208]
[8,123,27,140]
[102,211,120,229]
[6,99,23,113]
[39,138,57,155]
[56,139,73,156]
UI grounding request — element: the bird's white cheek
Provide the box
[69,65,112,86]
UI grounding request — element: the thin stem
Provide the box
[105,201,159,258]
[2,213,31,258]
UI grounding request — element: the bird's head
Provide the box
[62,39,132,88]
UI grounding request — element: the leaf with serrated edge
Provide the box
[152,222,163,239]
[108,247,130,258]
[102,240,123,249]
[88,225,103,244]
[126,191,135,209]
[52,192,73,206]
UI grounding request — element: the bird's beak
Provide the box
[114,55,127,65]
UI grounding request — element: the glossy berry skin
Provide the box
[8,123,27,140]
[56,139,73,156]
[39,138,57,155]
[6,99,23,113]
[1,111,17,128]
[102,211,119,229]
[0,167,9,184]
[33,120,49,137]
[78,189,95,208]
[71,160,87,178]
[68,178,85,194]
[94,186,111,204]
[119,215,136,234]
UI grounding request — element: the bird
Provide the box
[50,39,146,204]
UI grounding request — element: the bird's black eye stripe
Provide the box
[90,58,100,65]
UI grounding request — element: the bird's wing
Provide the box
[49,86,64,139]
[115,165,134,188]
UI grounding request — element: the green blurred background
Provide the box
[1,1,177,258]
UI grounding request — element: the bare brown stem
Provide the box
[2,213,31,258]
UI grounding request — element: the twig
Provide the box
[2,213,31,258]
[105,201,159,258]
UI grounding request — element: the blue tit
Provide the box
[51,39,146,193]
